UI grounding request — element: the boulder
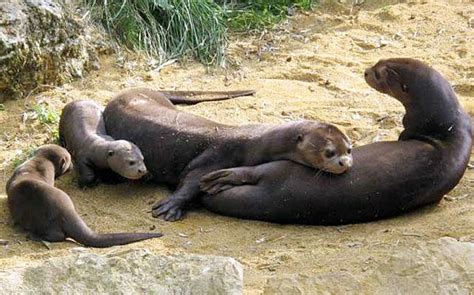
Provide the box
[0,248,243,294]
[264,237,473,294]
[0,0,101,101]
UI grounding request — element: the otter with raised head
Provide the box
[199,58,472,224]
[103,88,352,221]
[59,100,147,187]
[6,144,162,247]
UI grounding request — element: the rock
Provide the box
[264,238,473,294]
[371,237,473,295]
[264,272,362,294]
[0,248,243,294]
[0,0,104,101]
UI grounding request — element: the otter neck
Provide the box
[29,158,56,184]
[242,123,301,165]
[92,140,115,168]
[400,83,460,140]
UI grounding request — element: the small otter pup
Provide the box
[6,144,162,248]
[103,88,352,221]
[59,100,147,187]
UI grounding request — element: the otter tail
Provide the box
[63,211,162,248]
[162,90,255,105]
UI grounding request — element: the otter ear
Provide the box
[401,84,408,92]
[107,150,114,157]
[297,134,304,142]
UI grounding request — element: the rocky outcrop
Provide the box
[264,237,474,294]
[0,248,243,294]
[0,0,102,101]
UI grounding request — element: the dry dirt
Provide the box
[0,1,473,293]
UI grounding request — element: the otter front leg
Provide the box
[200,167,262,195]
[151,169,207,221]
[75,161,98,188]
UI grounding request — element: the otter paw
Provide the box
[78,177,99,189]
[200,169,241,195]
[151,198,184,221]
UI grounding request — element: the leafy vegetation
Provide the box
[219,0,316,32]
[31,104,60,143]
[84,0,227,66]
[11,146,37,169]
[83,0,315,66]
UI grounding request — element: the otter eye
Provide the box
[324,149,336,158]
[129,161,135,166]
[374,70,381,80]
[401,84,408,92]
[347,148,352,154]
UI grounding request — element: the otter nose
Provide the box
[138,168,146,174]
[338,156,353,169]
[364,69,370,78]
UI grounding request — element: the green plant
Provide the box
[31,104,60,143]
[32,105,60,125]
[11,146,37,169]
[84,0,228,66]
[218,0,316,32]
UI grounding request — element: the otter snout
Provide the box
[364,68,370,78]
[323,154,353,175]
[338,155,353,170]
[138,164,147,175]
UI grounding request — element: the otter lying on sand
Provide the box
[103,88,352,221]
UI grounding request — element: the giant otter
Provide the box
[199,58,473,224]
[6,145,162,247]
[103,88,352,221]
[59,100,147,187]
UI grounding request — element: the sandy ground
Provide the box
[0,0,473,293]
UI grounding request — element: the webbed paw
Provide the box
[200,169,244,195]
[151,198,185,221]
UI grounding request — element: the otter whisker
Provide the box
[308,141,320,150]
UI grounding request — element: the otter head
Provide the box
[295,122,353,174]
[106,140,147,180]
[35,144,73,177]
[364,58,444,105]
[364,58,460,137]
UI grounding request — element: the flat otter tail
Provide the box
[162,90,255,105]
[64,213,162,248]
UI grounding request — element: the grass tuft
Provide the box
[84,0,228,66]
[11,146,37,169]
[219,0,316,32]
[31,104,60,143]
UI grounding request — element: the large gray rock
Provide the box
[264,237,473,294]
[0,0,101,101]
[0,248,243,294]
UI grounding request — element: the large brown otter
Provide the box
[6,144,162,247]
[103,88,352,221]
[59,100,148,187]
[199,58,472,224]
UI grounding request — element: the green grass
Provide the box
[31,104,60,143]
[84,0,227,66]
[32,105,60,125]
[83,0,316,66]
[10,105,59,168]
[11,146,37,169]
[219,0,316,32]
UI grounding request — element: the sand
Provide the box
[0,1,472,293]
